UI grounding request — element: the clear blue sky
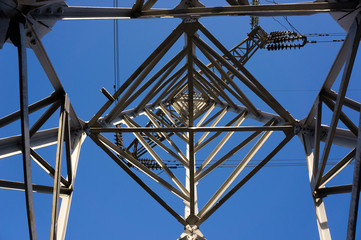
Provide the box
[1,0,361,239]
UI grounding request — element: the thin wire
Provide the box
[308,40,345,44]
[240,88,361,94]
[305,33,346,37]
[153,158,354,169]
[284,16,301,34]
[263,0,301,34]
[162,161,353,169]
[270,16,289,31]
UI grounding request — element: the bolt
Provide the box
[57,7,64,14]
[46,8,53,14]
[30,39,36,45]
[26,31,32,38]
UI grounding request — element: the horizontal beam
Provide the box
[90,125,293,133]
[31,2,358,20]
[0,180,72,195]
[0,128,58,159]
[0,92,59,128]
[306,125,358,149]
[316,185,355,198]
[323,89,361,112]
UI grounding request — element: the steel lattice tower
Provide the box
[1,0,361,239]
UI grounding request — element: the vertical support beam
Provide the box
[301,134,331,240]
[313,96,322,177]
[346,109,361,240]
[50,97,68,240]
[314,197,332,240]
[185,21,196,218]
[57,132,86,240]
[18,20,38,240]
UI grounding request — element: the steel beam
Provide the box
[195,119,276,182]
[90,125,291,133]
[323,89,361,113]
[317,185,354,198]
[193,52,259,116]
[0,92,58,128]
[197,132,293,226]
[315,15,361,190]
[347,108,361,240]
[30,148,69,187]
[17,20,37,240]
[134,50,187,113]
[313,96,322,178]
[27,23,64,92]
[303,23,354,126]
[122,114,188,166]
[195,111,249,152]
[194,21,296,124]
[121,48,187,115]
[198,129,273,218]
[103,24,185,124]
[320,148,356,187]
[89,134,187,226]
[152,67,187,108]
[195,107,228,147]
[196,111,246,173]
[144,109,188,165]
[122,116,189,196]
[96,133,189,201]
[31,2,358,20]
[186,25,196,217]
[56,131,86,240]
[322,96,358,136]
[300,134,331,240]
[0,128,58,159]
[50,98,68,240]
[90,23,185,126]
[29,100,61,137]
[142,0,158,10]
[0,180,71,195]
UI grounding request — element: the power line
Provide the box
[263,0,301,34]
[305,33,346,37]
[139,158,354,169]
[270,16,289,31]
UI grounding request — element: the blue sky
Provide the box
[1,0,361,239]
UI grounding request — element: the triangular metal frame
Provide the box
[0,16,86,240]
[299,13,361,240]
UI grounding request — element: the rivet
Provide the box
[30,39,36,45]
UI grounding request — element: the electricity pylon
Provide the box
[1,0,361,239]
